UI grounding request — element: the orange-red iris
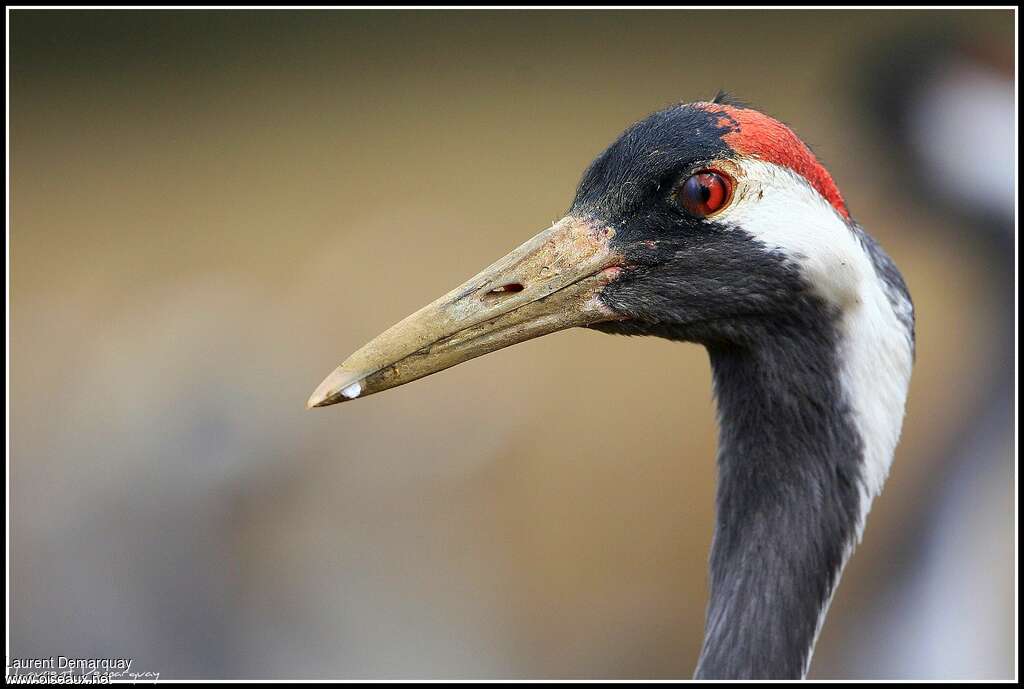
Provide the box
[679,171,731,217]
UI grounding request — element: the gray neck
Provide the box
[694,328,864,680]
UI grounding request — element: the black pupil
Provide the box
[683,175,711,211]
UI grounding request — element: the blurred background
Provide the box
[9,9,1015,680]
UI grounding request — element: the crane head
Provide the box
[308,98,870,408]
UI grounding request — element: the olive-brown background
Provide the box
[10,9,1015,679]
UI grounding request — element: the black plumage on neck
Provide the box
[696,317,865,679]
[593,243,871,678]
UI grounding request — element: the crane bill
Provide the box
[306,215,624,409]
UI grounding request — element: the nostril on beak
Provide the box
[483,282,525,301]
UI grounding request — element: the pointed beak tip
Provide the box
[306,375,363,409]
[305,394,328,410]
[305,390,331,409]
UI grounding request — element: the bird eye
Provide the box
[677,171,732,217]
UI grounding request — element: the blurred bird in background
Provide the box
[820,29,1015,680]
